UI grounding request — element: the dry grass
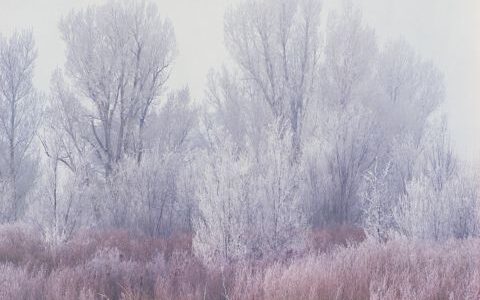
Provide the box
[0,224,478,299]
[230,237,480,300]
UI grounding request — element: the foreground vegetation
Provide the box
[0,224,478,300]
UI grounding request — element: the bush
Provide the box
[0,224,478,299]
[229,238,480,300]
[306,225,366,252]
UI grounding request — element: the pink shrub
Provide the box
[53,229,192,268]
[306,225,367,252]
[0,224,52,270]
[0,224,477,299]
[0,264,45,300]
[230,238,480,300]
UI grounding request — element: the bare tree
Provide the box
[194,124,304,264]
[309,4,446,228]
[33,0,180,238]
[312,4,379,226]
[225,0,322,161]
[376,39,445,197]
[360,159,393,242]
[0,31,41,221]
[376,39,444,142]
[320,106,379,225]
[58,0,176,176]
[103,89,198,236]
[395,118,478,240]
[420,117,457,192]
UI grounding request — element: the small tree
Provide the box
[194,125,305,265]
[194,137,251,264]
[395,119,478,240]
[361,160,393,242]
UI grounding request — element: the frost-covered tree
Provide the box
[57,0,176,176]
[194,0,320,260]
[420,118,456,192]
[38,85,197,238]
[194,137,251,264]
[360,160,393,242]
[33,70,94,241]
[36,0,188,238]
[395,172,478,241]
[194,124,304,264]
[307,4,379,226]
[307,3,446,228]
[22,0,471,258]
[321,105,379,225]
[225,0,322,161]
[375,39,445,201]
[26,158,97,243]
[376,39,444,142]
[102,89,198,236]
[321,4,378,109]
[0,31,42,221]
[395,119,478,240]
[196,0,453,259]
[254,126,305,255]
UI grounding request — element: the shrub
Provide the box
[0,224,478,299]
[306,225,366,252]
[229,238,480,300]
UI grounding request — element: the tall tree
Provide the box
[314,4,379,225]
[224,0,322,161]
[36,0,180,238]
[0,31,41,221]
[57,0,176,176]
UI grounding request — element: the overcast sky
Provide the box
[0,0,478,161]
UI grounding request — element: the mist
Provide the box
[0,0,478,298]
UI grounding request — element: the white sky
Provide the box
[0,0,478,161]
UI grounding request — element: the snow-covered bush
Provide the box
[395,171,479,240]
[360,161,395,241]
[194,127,305,265]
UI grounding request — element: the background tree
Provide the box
[307,5,446,228]
[58,0,176,176]
[104,88,198,236]
[194,0,320,261]
[0,31,41,221]
[395,118,478,240]
[310,4,379,226]
[35,0,183,238]
[194,124,304,264]
[224,0,322,161]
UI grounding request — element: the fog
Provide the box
[0,1,478,297]
[0,0,478,161]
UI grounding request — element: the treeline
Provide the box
[0,0,477,268]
